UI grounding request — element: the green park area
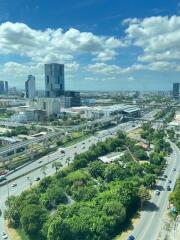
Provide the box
[5,123,173,240]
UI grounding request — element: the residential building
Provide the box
[25,75,36,99]
[30,98,62,116]
[45,63,64,97]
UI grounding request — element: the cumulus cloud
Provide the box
[0,60,79,88]
[0,21,124,63]
[124,15,180,64]
[1,17,180,88]
[87,62,123,74]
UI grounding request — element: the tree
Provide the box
[4,196,21,227]
[104,163,129,182]
[88,161,106,179]
[143,174,156,188]
[169,178,180,213]
[52,161,63,173]
[20,204,47,236]
[48,215,70,240]
[66,157,71,166]
[41,165,48,177]
[102,200,126,224]
[45,185,67,208]
[138,185,151,208]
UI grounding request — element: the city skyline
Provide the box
[0,0,180,91]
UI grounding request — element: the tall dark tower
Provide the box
[45,63,64,97]
[173,82,180,99]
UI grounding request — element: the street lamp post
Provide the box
[7,179,10,206]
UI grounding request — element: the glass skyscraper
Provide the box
[45,63,64,97]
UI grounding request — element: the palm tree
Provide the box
[27,176,32,188]
[41,165,48,177]
[52,161,63,173]
[65,157,71,166]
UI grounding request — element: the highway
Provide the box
[132,142,180,240]
[0,130,64,155]
[0,115,119,156]
[0,121,137,239]
[0,109,159,239]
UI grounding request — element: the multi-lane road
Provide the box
[0,121,137,239]
[1,109,173,240]
[132,142,180,240]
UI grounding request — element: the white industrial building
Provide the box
[84,104,140,120]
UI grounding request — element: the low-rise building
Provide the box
[0,136,19,146]
[84,104,140,120]
[64,91,81,107]
[99,152,125,164]
[29,98,62,116]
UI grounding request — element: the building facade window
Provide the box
[47,75,49,84]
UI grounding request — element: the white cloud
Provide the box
[87,62,123,74]
[66,62,79,71]
[0,60,79,88]
[124,16,180,64]
[93,49,117,61]
[0,22,124,63]
[1,17,180,89]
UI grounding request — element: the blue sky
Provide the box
[0,0,180,91]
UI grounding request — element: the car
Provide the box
[155,190,160,195]
[127,235,135,240]
[172,168,176,171]
[82,142,85,145]
[36,177,40,181]
[82,146,85,149]
[2,232,8,239]
[164,175,168,178]
[167,186,171,191]
[168,180,172,183]
[38,160,42,163]
[11,183,17,187]
[61,150,65,154]
[74,146,77,148]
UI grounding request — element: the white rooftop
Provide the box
[99,152,125,164]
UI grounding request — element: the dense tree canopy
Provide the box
[5,128,172,240]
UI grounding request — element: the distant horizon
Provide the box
[11,87,176,93]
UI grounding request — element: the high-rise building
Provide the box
[173,82,180,99]
[0,81,4,94]
[45,63,64,97]
[4,81,8,94]
[25,75,36,99]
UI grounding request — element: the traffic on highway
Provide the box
[0,110,179,240]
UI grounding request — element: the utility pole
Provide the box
[7,180,10,205]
